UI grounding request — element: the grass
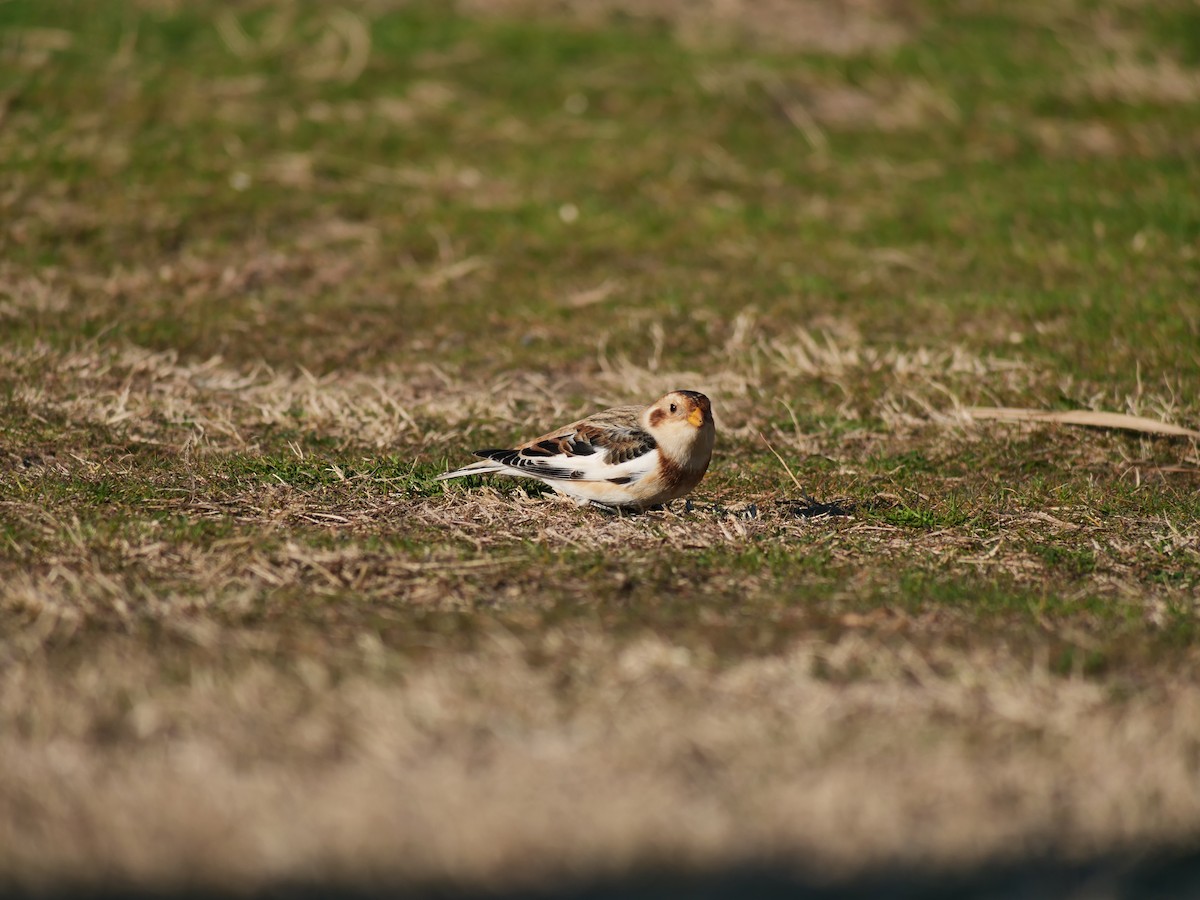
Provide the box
[2,0,1200,894]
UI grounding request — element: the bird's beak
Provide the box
[687,407,704,428]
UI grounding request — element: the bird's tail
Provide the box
[435,459,509,481]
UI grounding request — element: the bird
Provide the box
[436,390,715,510]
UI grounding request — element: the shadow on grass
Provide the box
[682,497,856,519]
[12,846,1200,899]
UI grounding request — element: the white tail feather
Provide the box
[435,459,508,481]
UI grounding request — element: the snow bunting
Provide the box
[437,390,715,510]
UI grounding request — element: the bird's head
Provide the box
[641,390,715,465]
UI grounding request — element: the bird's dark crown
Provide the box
[672,389,710,408]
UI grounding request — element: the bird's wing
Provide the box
[574,423,657,465]
[473,407,658,482]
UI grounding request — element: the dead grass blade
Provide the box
[964,407,1200,440]
[758,432,813,501]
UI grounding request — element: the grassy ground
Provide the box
[2,0,1200,894]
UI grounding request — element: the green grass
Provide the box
[4,0,1198,376]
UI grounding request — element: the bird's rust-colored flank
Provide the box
[657,454,685,494]
[437,390,716,509]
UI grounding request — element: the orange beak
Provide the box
[687,407,704,428]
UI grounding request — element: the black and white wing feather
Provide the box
[436,407,658,484]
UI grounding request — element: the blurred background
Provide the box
[5,0,1198,385]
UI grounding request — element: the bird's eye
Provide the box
[669,403,677,413]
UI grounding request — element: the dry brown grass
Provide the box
[456,0,917,55]
[0,323,1048,454]
[4,332,1197,636]
[2,632,1200,892]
